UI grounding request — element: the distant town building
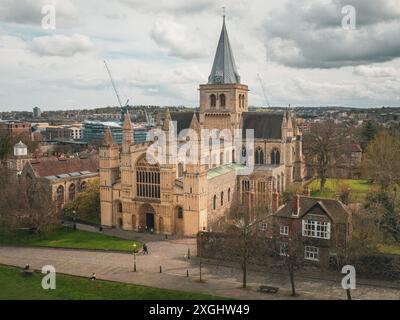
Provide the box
[66,124,83,140]
[33,107,42,118]
[83,120,149,145]
[6,141,31,175]
[0,120,31,140]
[21,154,99,211]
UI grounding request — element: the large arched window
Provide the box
[79,181,87,192]
[136,156,160,199]
[69,184,76,201]
[241,179,250,203]
[257,180,266,203]
[210,94,216,108]
[220,94,226,108]
[241,95,245,108]
[56,185,64,209]
[255,148,264,165]
[271,148,280,165]
[213,195,217,210]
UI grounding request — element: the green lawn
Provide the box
[308,178,376,202]
[0,228,140,252]
[378,244,400,255]
[0,265,226,300]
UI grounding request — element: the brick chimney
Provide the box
[303,187,311,197]
[272,191,279,213]
[293,194,300,216]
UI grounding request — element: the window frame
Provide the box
[280,225,289,236]
[302,219,331,239]
[304,246,319,261]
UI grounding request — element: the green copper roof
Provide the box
[207,163,246,180]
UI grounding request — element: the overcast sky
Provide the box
[0,0,399,111]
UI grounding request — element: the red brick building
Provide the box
[272,195,352,268]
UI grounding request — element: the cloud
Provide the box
[150,18,207,59]
[29,34,94,57]
[264,0,400,68]
[0,0,78,27]
[353,65,397,78]
[119,0,216,15]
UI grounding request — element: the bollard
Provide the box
[186,270,189,277]
[187,248,190,259]
[160,265,162,273]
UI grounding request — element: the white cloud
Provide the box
[353,65,397,78]
[29,34,94,57]
[150,17,206,59]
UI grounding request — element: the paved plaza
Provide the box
[0,227,399,300]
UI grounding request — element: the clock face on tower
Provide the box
[214,75,223,84]
[214,71,223,84]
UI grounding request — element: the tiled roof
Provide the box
[30,155,99,178]
[171,112,199,134]
[242,112,283,139]
[274,196,350,224]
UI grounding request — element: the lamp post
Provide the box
[199,232,202,282]
[133,243,137,272]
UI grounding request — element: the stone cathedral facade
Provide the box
[100,17,304,236]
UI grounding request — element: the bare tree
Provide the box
[0,167,59,234]
[224,192,272,289]
[304,122,346,190]
[361,130,400,190]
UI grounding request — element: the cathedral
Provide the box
[99,16,304,236]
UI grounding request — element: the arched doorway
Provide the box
[139,203,156,232]
[114,201,123,228]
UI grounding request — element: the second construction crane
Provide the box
[257,73,271,108]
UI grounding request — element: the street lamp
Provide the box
[133,243,137,272]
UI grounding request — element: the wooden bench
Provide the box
[21,270,33,277]
[258,285,279,294]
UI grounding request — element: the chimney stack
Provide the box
[293,194,300,216]
[303,187,311,197]
[272,191,279,213]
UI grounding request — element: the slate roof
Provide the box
[208,17,240,84]
[30,155,99,178]
[274,196,350,224]
[171,112,199,134]
[242,112,283,139]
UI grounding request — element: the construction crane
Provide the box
[257,73,271,108]
[103,60,129,108]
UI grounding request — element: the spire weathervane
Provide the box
[222,6,226,20]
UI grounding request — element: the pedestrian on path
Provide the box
[142,243,149,255]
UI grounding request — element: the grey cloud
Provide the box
[264,0,400,68]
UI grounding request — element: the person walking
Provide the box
[142,243,149,255]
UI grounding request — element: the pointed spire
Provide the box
[189,113,201,133]
[123,111,132,130]
[162,108,172,131]
[103,127,115,146]
[208,12,240,85]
